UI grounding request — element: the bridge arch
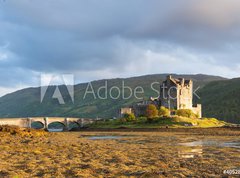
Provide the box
[47,121,66,131]
[68,121,81,130]
[31,121,45,129]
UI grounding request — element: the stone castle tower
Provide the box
[159,75,202,118]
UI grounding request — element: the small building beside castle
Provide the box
[119,75,202,118]
[119,107,133,117]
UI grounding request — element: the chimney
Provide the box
[181,78,185,86]
[167,75,172,80]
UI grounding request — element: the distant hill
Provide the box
[0,73,233,121]
[199,78,240,123]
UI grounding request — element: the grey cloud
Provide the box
[0,0,240,91]
[0,67,37,87]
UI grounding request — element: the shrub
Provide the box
[176,109,197,119]
[123,113,136,122]
[0,125,47,137]
[119,118,127,123]
[146,104,158,121]
[159,106,170,117]
[0,125,20,134]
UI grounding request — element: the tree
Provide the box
[146,104,158,120]
[159,106,170,117]
[123,113,136,122]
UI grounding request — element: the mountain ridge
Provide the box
[0,73,238,123]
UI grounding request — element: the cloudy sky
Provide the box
[0,0,240,96]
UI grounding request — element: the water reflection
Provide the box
[179,140,240,148]
[88,136,124,140]
[178,148,203,158]
[178,140,240,158]
[221,142,240,149]
[48,128,63,132]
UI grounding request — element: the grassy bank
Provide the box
[90,116,227,129]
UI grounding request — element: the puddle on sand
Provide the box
[178,140,240,158]
[179,140,240,149]
[48,128,63,132]
[178,148,203,158]
[87,136,125,140]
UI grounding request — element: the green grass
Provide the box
[90,116,227,129]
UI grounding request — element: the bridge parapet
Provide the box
[0,118,29,128]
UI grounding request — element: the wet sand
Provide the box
[0,128,240,177]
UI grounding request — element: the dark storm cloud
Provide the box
[0,0,240,93]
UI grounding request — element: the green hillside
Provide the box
[0,73,231,121]
[199,78,240,123]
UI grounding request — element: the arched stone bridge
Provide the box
[0,117,95,131]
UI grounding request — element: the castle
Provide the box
[159,75,201,117]
[119,75,202,118]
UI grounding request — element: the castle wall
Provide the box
[160,78,178,110]
[133,105,148,117]
[192,104,202,118]
[177,82,193,109]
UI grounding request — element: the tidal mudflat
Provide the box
[0,128,240,177]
